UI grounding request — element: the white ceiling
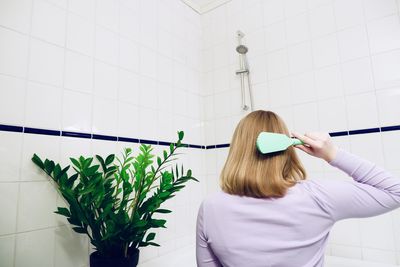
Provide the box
[181,0,232,14]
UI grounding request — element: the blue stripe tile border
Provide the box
[0,124,23,133]
[1,124,400,149]
[24,127,60,136]
[140,139,158,145]
[62,131,92,139]
[381,125,400,132]
[158,141,172,146]
[349,127,380,135]
[329,131,348,137]
[93,134,118,141]
[216,144,230,148]
[118,136,139,143]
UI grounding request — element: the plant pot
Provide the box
[90,249,140,267]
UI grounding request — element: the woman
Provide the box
[196,110,400,267]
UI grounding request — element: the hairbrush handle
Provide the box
[292,138,304,146]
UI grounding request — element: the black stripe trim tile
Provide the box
[140,139,158,145]
[62,131,92,139]
[0,124,23,133]
[118,136,139,143]
[329,131,348,137]
[92,134,118,141]
[2,124,400,150]
[381,125,400,132]
[215,143,230,148]
[24,127,60,136]
[349,127,380,135]
[188,144,202,149]
[158,141,172,146]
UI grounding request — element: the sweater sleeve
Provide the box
[307,147,400,221]
[196,202,222,267]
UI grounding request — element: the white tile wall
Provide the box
[0,0,204,266]
[1,0,400,266]
[202,0,400,265]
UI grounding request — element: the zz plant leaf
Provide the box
[31,131,198,259]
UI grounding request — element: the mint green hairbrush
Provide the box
[256,132,304,154]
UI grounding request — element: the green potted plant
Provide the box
[31,131,198,267]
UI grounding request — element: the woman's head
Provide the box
[220,110,306,198]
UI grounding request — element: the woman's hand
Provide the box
[291,132,338,163]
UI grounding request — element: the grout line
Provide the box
[12,0,37,264]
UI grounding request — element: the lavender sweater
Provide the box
[196,148,400,267]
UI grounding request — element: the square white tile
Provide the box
[284,0,307,17]
[25,81,62,129]
[119,37,140,73]
[15,228,55,267]
[96,0,119,32]
[360,213,396,250]
[31,0,66,46]
[68,0,95,20]
[28,38,64,87]
[364,0,398,21]
[0,74,26,125]
[117,102,140,137]
[0,183,19,235]
[0,235,15,267]
[330,219,361,246]
[0,0,32,34]
[119,69,140,105]
[372,49,400,90]
[376,87,400,126]
[318,97,348,132]
[381,131,400,170]
[59,135,91,166]
[309,4,336,38]
[94,25,118,65]
[333,0,365,30]
[346,92,379,129]
[64,50,93,93]
[312,34,339,68]
[139,46,157,79]
[66,12,94,56]
[349,132,385,166]
[285,13,310,45]
[268,77,292,107]
[140,76,158,109]
[265,21,286,52]
[0,27,29,78]
[337,26,369,62]
[367,15,400,55]
[290,71,316,104]
[0,132,22,182]
[266,49,289,80]
[62,89,92,132]
[93,60,118,99]
[92,96,118,135]
[20,134,60,181]
[293,102,319,133]
[17,181,58,232]
[341,57,374,95]
[315,64,344,100]
[263,0,285,26]
[54,225,89,267]
[288,41,313,74]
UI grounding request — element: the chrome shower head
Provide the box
[236,45,248,54]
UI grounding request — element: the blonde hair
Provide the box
[220,110,307,198]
